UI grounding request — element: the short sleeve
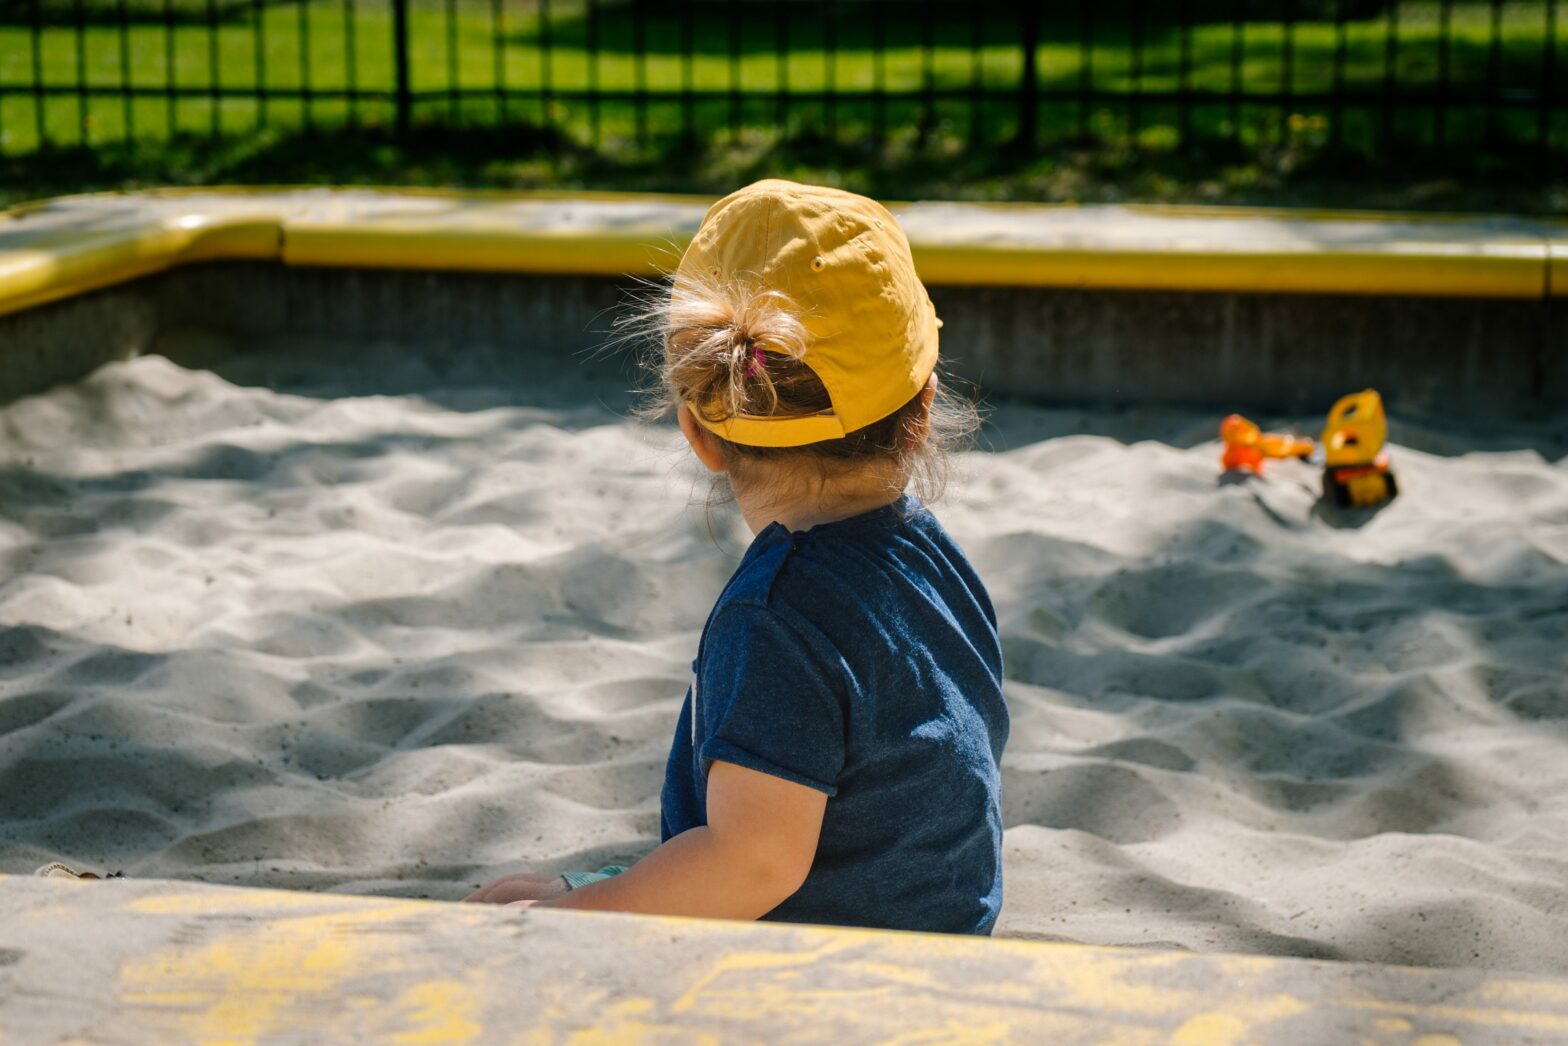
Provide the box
[695,604,846,796]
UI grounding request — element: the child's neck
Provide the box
[734,472,907,536]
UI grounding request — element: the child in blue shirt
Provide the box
[468,180,1008,934]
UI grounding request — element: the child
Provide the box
[466,180,1009,934]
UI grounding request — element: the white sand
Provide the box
[1,345,1565,974]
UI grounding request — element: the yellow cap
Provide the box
[677,179,941,448]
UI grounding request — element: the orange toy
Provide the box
[1219,414,1315,475]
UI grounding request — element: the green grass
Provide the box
[3,1,1564,151]
[0,2,1565,211]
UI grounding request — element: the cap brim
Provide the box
[687,405,849,448]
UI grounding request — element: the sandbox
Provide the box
[0,189,1565,1042]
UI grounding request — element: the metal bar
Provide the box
[1331,0,1346,150]
[825,0,837,143]
[1281,0,1294,146]
[1014,1,1039,151]
[492,0,505,124]
[681,0,695,145]
[1542,0,1559,161]
[299,0,313,131]
[634,0,647,146]
[30,0,45,147]
[1178,0,1193,147]
[5,84,406,100]
[1130,0,1144,140]
[75,0,88,145]
[120,0,133,139]
[9,82,1544,108]
[447,0,458,119]
[873,0,886,143]
[728,0,741,141]
[1486,0,1502,146]
[1230,0,1244,144]
[1436,0,1452,150]
[968,0,982,147]
[206,0,218,135]
[776,0,788,131]
[164,0,176,135]
[541,0,554,125]
[920,0,935,139]
[1381,0,1397,153]
[393,0,411,134]
[585,0,597,143]
[344,0,358,124]
[1078,0,1092,139]
[254,0,267,128]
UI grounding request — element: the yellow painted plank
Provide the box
[0,189,1561,322]
[0,213,281,316]
[906,244,1546,298]
[2,875,1568,1044]
[263,191,1558,298]
[1549,232,1568,299]
[891,201,1553,299]
[280,225,687,277]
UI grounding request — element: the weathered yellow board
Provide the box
[2,875,1566,1044]
[900,243,1546,297]
[0,206,282,316]
[1,189,1564,322]
[1550,231,1568,298]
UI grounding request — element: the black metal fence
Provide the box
[1,1,1564,168]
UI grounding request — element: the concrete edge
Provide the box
[3,874,1567,1043]
[1,188,1563,321]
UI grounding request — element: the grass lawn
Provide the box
[1,1,1564,211]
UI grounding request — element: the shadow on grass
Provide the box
[505,1,1394,52]
[3,117,1565,215]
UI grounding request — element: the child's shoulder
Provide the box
[717,498,964,620]
[714,523,798,615]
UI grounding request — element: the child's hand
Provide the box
[463,872,568,905]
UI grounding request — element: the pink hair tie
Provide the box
[745,342,766,379]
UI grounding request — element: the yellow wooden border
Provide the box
[0,188,1562,323]
[0,214,281,317]
[905,244,1547,298]
[279,225,685,276]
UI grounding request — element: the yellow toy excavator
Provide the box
[1321,389,1398,508]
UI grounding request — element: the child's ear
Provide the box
[678,403,729,474]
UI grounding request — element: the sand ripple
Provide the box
[2,351,1566,973]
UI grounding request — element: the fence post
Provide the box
[1013,2,1040,153]
[1541,0,1558,175]
[392,0,412,135]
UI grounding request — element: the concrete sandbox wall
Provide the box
[1,260,1561,417]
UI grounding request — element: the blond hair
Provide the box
[625,271,980,504]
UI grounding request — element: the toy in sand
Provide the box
[1320,388,1399,508]
[1218,414,1315,475]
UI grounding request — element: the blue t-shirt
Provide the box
[659,492,1008,935]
